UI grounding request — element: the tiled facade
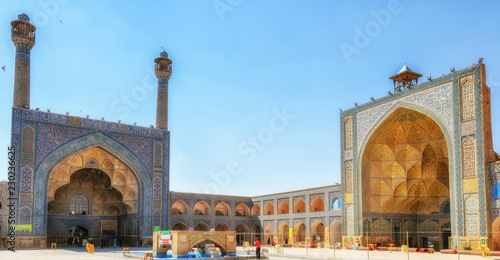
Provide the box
[340,63,500,250]
[169,185,342,246]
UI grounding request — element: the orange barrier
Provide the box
[144,252,153,260]
[123,247,130,256]
[51,243,57,250]
[86,243,95,254]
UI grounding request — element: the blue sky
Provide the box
[0,1,499,196]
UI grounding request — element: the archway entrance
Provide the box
[293,221,306,245]
[278,222,290,244]
[361,108,450,247]
[235,224,250,245]
[251,224,261,243]
[330,220,341,245]
[263,223,274,245]
[311,220,325,244]
[68,225,88,246]
[46,147,139,247]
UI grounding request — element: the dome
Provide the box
[160,50,168,58]
[18,13,30,22]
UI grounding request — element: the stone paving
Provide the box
[0,246,497,260]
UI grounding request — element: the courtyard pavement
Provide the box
[0,246,498,260]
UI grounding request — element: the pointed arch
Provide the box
[34,132,152,236]
[235,203,250,216]
[263,202,274,215]
[171,222,188,231]
[215,223,230,231]
[310,196,325,212]
[22,126,34,154]
[215,202,231,216]
[172,200,189,215]
[251,204,260,216]
[293,198,306,213]
[330,196,341,210]
[277,201,290,214]
[194,201,210,215]
[193,222,211,231]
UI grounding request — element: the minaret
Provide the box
[154,49,173,130]
[11,13,36,109]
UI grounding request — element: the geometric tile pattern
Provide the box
[21,166,32,193]
[13,55,30,108]
[21,126,34,153]
[371,218,391,236]
[153,177,162,199]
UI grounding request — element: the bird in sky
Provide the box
[60,19,62,23]
[2,65,5,72]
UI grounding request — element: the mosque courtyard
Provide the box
[0,246,496,260]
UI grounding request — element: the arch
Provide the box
[491,182,500,200]
[293,221,306,244]
[263,202,274,216]
[34,132,152,236]
[360,107,450,215]
[193,222,211,231]
[293,199,306,213]
[188,237,227,254]
[310,220,325,244]
[330,197,341,210]
[68,225,89,242]
[263,223,274,245]
[310,196,325,212]
[215,202,231,216]
[19,206,31,225]
[22,126,34,154]
[235,203,250,216]
[194,201,210,215]
[277,201,290,214]
[171,222,188,231]
[215,223,230,231]
[235,223,250,245]
[251,223,262,242]
[329,220,342,245]
[251,204,260,216]
[278,222,290,244]
[172,200,189,215]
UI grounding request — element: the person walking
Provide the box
[113,237,117,248]
[254,238,261,259]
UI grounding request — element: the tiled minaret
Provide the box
[154,49,173,130]
[11,13,36,109]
